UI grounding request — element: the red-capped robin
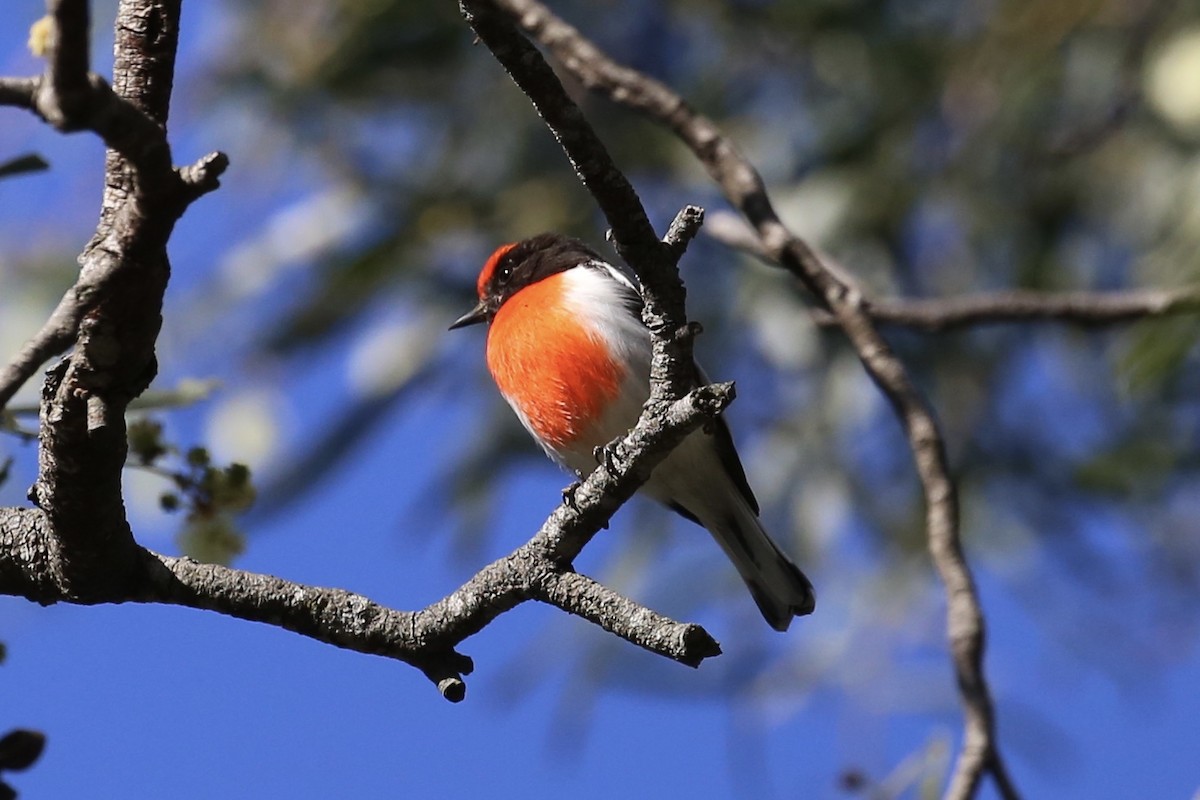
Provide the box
[451,233,815,630]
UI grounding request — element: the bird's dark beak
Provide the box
[449,302,489,330]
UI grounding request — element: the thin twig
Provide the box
[0,287,82,411]
[822,288,1200,331]
[706,212,1200,331]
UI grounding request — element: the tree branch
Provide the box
[0,1,227,413]
[532,570,719,667]
[0,0,730,704]
[490,1,1021,797]
[707,214,1200,332]
[33,0,93,130]
[710,211,1200,333]
[0,382,730,700]
[819,288,1200,331]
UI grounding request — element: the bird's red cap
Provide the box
[477,242,517,299]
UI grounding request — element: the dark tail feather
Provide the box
[710,501,815,631]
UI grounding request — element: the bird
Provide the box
[450,232,815,630]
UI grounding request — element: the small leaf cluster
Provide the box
[127,419,256,566]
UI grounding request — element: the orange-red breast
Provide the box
[451,233,815,630]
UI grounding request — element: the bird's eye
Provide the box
[497,264,513,283]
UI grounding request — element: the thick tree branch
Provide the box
[0,1,226,413]
[0,0,728,704]
[33,0,93,130]
[0,382,730,701]
[490,2,1021,797]
[17,0,214,600]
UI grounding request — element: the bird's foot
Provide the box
[561,480,581,510]
[593,442,620,474]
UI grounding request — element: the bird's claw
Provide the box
[593,443,620,473]
[561,480,581,510]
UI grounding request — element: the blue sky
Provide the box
[1,2,1199,798]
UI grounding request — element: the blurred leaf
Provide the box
[201,463,257,514]
[1073,440,1177,496]
[0,154,48,181]
[1118,316,1200,397]
[177,514,246,566]
[127,419,169,466]
[127,378,222,411]
[0,730,44,773]
[185,447,210,469]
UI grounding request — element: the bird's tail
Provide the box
[703,498,815,631]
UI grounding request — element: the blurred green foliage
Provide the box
[126,419,255,566]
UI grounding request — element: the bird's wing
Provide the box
[586,259,761,516]
[585,259,644,319]
[694,362,760,515]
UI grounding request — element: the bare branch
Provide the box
[532,570,720,667]
[491,1,1021,797]
[0,381,731,700]
[0,289,84,412]
[460,0,659,257]
[822,288,1200,331]
[0,77,38,110]
[708,213,1200,332]
[0,2,227,413]
[34,0,94,129]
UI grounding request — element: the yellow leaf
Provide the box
[28,15,53,57]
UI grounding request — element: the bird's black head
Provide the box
[449,233,601,329]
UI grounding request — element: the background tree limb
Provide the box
[706,211,1200,332]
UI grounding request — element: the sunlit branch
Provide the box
[0,379,730,701]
